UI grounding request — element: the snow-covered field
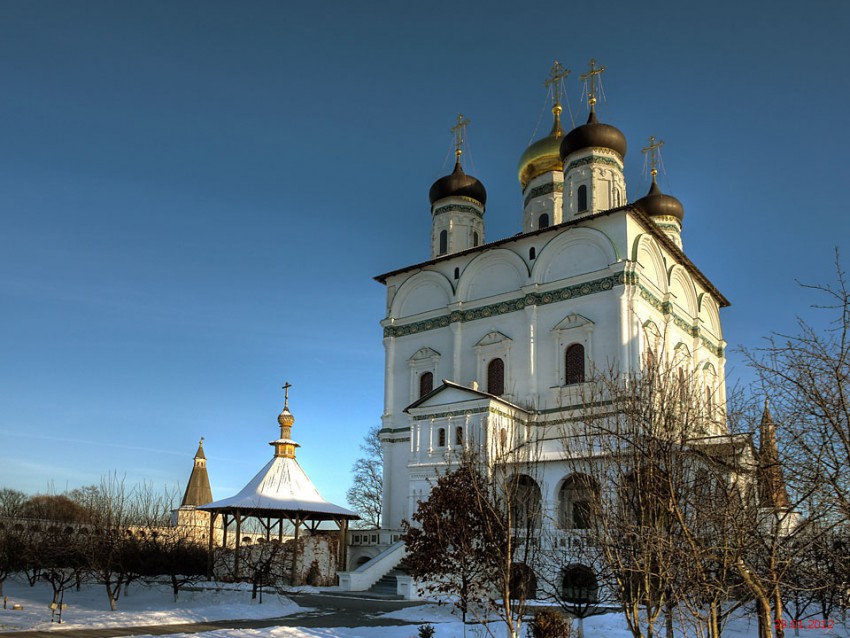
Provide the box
[0,576,848,637]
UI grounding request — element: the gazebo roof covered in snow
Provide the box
[200,384,358,522]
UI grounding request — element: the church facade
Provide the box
[360,62,731,591]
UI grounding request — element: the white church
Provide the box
[341,60,730,596]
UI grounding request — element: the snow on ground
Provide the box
[0,577,304,632]
[1,575,848,637]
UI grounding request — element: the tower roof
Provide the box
[180,438,213,507]
[757,399,791,510]
[633,175,684,221]
[429,160,487,207]
[560,109,627,160]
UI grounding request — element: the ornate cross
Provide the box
[580,58,606,108]
[451,113,470,160]
[544,60,570,108]
[282,381,292,407]
[641,136,664,177]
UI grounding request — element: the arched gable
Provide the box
[631,234,667,297]
[391,270,454,318]
[456,249,529,303]
[698,293,722,339]
[532,227,618,285]
[668,265,699,319]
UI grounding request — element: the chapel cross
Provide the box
[282,381,292,408]
[641,136,664,177]
[544,60,570,108]
[579,58,606,108]
[451,113,470,160]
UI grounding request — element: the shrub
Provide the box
[527,608,571,638]
[418,623,436,638]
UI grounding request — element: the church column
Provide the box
[451,321,462,382]
[383,335,395,415]
[619,287,632,374]
[525,304,538,408]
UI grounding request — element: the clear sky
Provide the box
[1,1,848,509]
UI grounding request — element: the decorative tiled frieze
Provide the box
[433,203,483,218]
[384,273,625,338]
[565,155,622,172]
[523,181,564,207]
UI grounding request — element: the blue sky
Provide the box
[1,1,848,509]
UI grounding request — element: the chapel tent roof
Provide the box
[200,455,358,520]
[180,439,213,507]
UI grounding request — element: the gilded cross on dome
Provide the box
[451,113,470,160]
[641,136,665,177]
[580,58,606,109]
[544,60,570,109]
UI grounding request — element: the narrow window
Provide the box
[487,358,505,396]
[419,371,433,398]
[473,231,479,247]
[454,267,460,280]
[614,188,621,207]
[565,344,585,384]
[455,426,463,446]
[438,427,446,447]
[577,185,588,212]
[529,247,536,260]
[538,213,549,229]
[439,230,448,255]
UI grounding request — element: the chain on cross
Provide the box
[641,136,665,177]
[544,60,571,109]
[580,58,606,109]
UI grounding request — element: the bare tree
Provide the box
[0,488,27,519]
[346,424,383,529]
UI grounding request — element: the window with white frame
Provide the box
[552,314,594,387]
[475,331,512,399]
[408,347,441,403]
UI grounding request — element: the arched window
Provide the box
[487,358,505,396]
[439,230,448,255]
[454,267,460,280]
[473,231,479,247]
[419,371,433,398]
[577,185,588,212]
[455,426,463,446]
[529,247,536,260]
[509,475,542,530]
[509,563,538,600]
[561,565,599,604]
[438,427,446,447]
[558,474,598,529]
[565,344,585,384]
[538,213,549,229]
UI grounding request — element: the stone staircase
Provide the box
[366,558,409,598]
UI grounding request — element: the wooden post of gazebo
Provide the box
[207,512,217,578]
[234,509,242,578]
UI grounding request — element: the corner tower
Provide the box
[517,61,570,233]
[429,114,486,258]
[560,60,627,218]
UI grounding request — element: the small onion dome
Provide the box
[633,176,684,221]
[518,107,565,189]
[278,407,295,428]
[560,110,627,161]
[429,160,487,207]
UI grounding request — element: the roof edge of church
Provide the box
[374,205,730,308]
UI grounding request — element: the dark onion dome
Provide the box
[559,109,627,160]
[429,160,487,207]
[633,176,684,221]
[518,106,565,189]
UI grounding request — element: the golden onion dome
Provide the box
[278,407,295,428]
[518,105,565,189]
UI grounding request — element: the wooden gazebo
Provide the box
[200,385,358,582]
